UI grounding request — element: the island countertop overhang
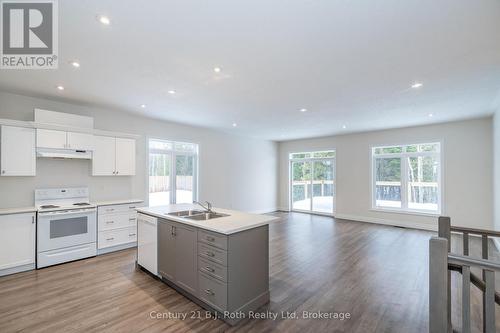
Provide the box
[136,204,279,235]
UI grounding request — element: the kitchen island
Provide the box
[136,204,279,325]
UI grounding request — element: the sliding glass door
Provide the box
[290,151,335,214]
[149,139,198,207]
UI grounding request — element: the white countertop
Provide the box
[93,199,144,207]
[0,207,37,216]
[136,204,280,235]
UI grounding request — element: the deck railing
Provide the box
[430,217,500,333]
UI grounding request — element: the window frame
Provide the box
[147,138,199,206]
[370,141,443,216]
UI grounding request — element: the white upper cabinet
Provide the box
[1,126,36,176]
[37,129,94,151]
[93,136,135,176]
[92,136,116,176]
[67,132,94,151]
[36,129,66,149]
[115,138,136,176]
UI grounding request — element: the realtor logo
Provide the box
[1,0,58,69]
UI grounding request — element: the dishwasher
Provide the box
[137,213,158,276]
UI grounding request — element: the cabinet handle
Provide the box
[205,266,215,273]
[204,289,215,295]
[106,208,115,212]
[106,237,114,241]
[106,221,114,224]
[129,218,136,221]
[206,236,215,242]
[116,171,119,175]
[129,206,136,209]
[32,216,35,224]
[1,170,5,174]
[129,233,136,236]
[205,251,215,257]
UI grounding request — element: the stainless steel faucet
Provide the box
[193,201,213,213]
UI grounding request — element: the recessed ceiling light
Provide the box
[232,123,237,127]
[411,82,423,89]
[97,15,110,25]
[140,104,147,109]
[214,67,222,73]
[70,61,80,68]
[300,108,307,112]
[342,124,347,129]
[168,90,176,95]
[56,85,64,91]
[428,113,434,118]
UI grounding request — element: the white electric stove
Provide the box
[35,187,97,268]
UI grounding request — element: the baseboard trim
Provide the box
[98,242,136,255]
[249,208,279,214]
[0,263,35,277]
[335,213,437,231]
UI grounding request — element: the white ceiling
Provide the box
[1,0,500,141]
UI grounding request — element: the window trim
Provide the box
[370,141,443,215]
[147,137,199,206]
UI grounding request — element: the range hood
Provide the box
[36,148,92,160]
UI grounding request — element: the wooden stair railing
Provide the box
[429,217,500,333]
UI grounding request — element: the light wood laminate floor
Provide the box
[0,212,499,332]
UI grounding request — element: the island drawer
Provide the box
[198,229,227,250]
[198,272,227,311]
[198,243,227,266]
[198,257,227,282]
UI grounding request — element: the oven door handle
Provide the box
[38,208,97,216]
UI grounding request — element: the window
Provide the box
[372,143,441,213]
[149,139,198,207]
[290,150,335,214]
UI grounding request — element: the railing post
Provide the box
[438,216,452,330]
[482,235,489,333]
[429,237,450,333]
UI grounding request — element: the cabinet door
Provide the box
[67,132,94,151]
[174,223,198,294]
[92,136,116,176]
[36,129,67,149]
[0,213,35,270]
[115,138,135,176]
[158,220,176,281]
[1,126,36,176]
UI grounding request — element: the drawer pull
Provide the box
[205,251,215,257]
[205,266,215,273]
[106,237,114,241]
[129,233,136,236]
[205,289,215,295]
[129,206,136,209]
[129,218,136,221]
[106,221,114,224]
[106,208,115,212]
[206,236,215,242]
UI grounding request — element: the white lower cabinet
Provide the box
[0,212,35,276]
[97,203,139,254]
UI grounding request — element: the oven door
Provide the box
[37,209,97,252]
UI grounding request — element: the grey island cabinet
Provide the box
[136,204,279,325]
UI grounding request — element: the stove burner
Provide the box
[40,205,60,209]
[73,202,90,206]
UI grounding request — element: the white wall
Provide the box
[494,109,500,231]
[0,91,278,213]
[279,118,493,230]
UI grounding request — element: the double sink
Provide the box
[167,210,229,221]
